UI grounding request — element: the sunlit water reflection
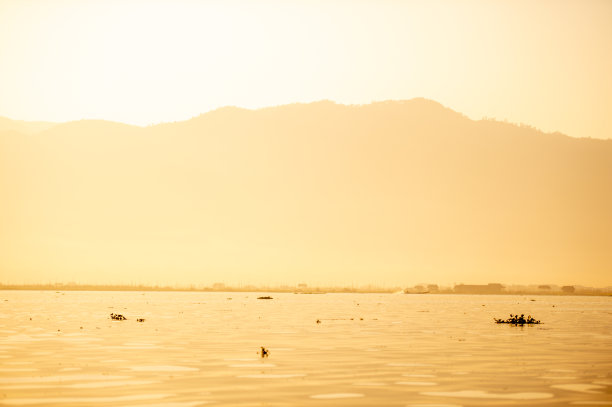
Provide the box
[0,291,610,406]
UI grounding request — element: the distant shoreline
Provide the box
[1,284,610,296]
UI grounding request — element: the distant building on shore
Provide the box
[562,285,575,294]
[454,283,505,294]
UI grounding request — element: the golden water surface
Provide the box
[0,291,610,406]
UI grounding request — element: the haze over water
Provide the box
[1,1,612,406]
[1,1,612,288]
[1,291,611,406]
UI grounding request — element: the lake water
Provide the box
[0,291,610,406]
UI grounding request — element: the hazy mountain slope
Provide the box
[1,100,611,286]
[0,117,58,135]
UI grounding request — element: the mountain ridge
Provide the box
[1,99,610,286]
[2,98,604,141]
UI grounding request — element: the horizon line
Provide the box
[1,282,610,296]
[1,282,610,289]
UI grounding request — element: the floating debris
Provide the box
[257,296,273,300]
[316,319,321,324]
[136,318,145,322]
[260,347,269,358]
[494,314,540,325]
[110,313,127,321]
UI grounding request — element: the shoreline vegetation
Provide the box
[0,283,610,296]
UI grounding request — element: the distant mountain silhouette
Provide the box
[1,99,610,285]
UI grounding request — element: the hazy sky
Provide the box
[0,0,611,139]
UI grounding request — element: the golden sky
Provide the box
[0,0,611,139]
[1,1,612,289]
